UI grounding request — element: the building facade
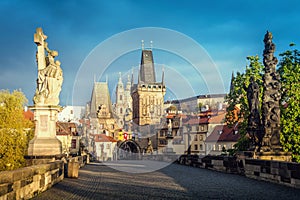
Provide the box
[88,81,119,140]
[131,49,166,127]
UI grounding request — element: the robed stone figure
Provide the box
[33,28,63,106]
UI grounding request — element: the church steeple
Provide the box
[230,71,235,94]
[116,72,124,104]
[118,72,122,84]
[126,74,131,90]
[162,65,165,84]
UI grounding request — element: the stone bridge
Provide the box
[32,160,300,200]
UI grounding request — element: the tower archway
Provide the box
[118,139,141,160]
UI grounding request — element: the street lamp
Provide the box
[186,123,191,155]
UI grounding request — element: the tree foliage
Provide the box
[0,90,34,171]
[278,44,300,162]
[225,56,264,151]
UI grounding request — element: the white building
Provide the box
[94,134,118,161]
[58,106,85,123]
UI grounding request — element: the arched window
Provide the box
[120,95,123,101]
[120,108,123,114]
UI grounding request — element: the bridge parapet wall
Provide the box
[244,159,300,189]
[0,161,64,200]
[0,155,88,199]
[178,155,300,189]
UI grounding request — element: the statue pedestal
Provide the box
[27,106,62,159]
[253,151,292,162]
[164,136,175,154]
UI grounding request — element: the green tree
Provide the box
[0,90,34,171]
[278,44,300,162]
[225,56,264,151]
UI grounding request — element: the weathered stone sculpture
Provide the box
[33,27,63,106]
[246,76,262,150]
[261,31,282,152]
[247,31,291,161]
[145,138,154,154]
[27,28,63,160]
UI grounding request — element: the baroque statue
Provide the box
[33,28,63,106]
[246,76,262,149]
[261,31,282,152]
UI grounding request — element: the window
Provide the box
[194,135,198,141]
[159,139,167,145]
[70,110,73,114]
[71,139,76,149]
[218,145,222,151]
[199,135,203,141]
[106,144,110,149]
[201,125,204,131]
[200,144,203,150]
[213,145,216,151]
[120,108,123,114]
[99,124,104,129]
[120,95,123,101]
[160,131,164,137]
[194,144,198,151]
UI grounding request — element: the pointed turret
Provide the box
[140,49,156,84]
[162,66,165,84]
[116,72,124,104]
[126,74,131,90]
[230,71,235,93]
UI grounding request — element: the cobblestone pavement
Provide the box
[33,161,300,200]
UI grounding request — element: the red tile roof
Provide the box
[208,111,226,124]
[94,134,117,142]
[182,116,209,125]
[23,109,34,121]
[206,124,240,142]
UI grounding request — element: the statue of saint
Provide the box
[146,138,153,154]
[33,28,63,106]
[167,119,172,137]
[246,76,262,149]
[247,77,260,118]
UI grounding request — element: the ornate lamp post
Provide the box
[186,123,191,155]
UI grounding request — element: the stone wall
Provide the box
[0,161,64,200]
[177,155,300,189]
[0,155,88,200]
[244,159,300,188]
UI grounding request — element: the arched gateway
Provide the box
[118,139,142,160]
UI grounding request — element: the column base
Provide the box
[28,137,62,156]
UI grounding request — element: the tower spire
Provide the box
[162,65,165,84]
[118,72,122,83]
[131,67,134,86]
[230,71,235,93]
[141,40,144,50]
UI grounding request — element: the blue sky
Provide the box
[1,0,300,106]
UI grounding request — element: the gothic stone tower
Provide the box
[115,73,132,128]
[131,49,166,126]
